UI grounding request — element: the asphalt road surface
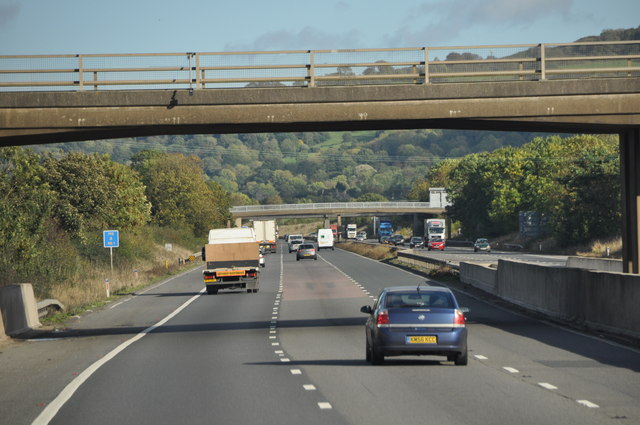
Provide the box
[2,245,639,425]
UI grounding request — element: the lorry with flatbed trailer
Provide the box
[202,227,261,295]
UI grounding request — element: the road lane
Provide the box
[3,244,639,425]
[277,247,640,425]
[41,251,348,425]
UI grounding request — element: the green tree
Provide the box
[43,152,151,242]
[132,152,229,236]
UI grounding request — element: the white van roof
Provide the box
[208,227,256,244]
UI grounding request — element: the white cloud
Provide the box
[225,27,362,51]
[0,4,20,27]
[387,0,576,46]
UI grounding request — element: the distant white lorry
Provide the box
[346,223,358,239]
[425,219,447,240]
[253,220,277,253]
[317,228,335,250]
[202,227,261,295]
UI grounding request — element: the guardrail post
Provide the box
[78,54,84,91]
[539,43,546,81]
[308,50,315,88]
[423,47,429,84]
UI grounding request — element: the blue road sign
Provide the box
[103,230,119,248]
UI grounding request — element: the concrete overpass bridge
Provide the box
[229,201,445,229]
[1,40,640,271]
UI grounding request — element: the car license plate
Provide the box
[406,336,437,344]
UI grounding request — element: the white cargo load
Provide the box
[208,227,256,244]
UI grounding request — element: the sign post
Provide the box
[103,230,119,297]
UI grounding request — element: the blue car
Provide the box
[360,285,469,365]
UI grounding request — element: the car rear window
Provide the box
[385,292,453,309]
[299,244,314,249]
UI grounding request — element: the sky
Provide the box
[0,0,638,55]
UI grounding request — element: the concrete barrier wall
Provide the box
[458,259,640,339]
[0,284,41,336]
[496,260,584,321]
[582,270,640,336]
[459,262,497,295]
[565,256,623,272]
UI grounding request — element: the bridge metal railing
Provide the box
[230,202,435,213]
[1,41,639,92]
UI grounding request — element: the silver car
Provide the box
[361,285,469,365]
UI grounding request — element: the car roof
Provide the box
[382,285,453,294]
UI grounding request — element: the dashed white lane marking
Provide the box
[503,367,519,373]
[280,358,291,362]
[577,400,599,408]
[290,369,302,375]
[538,383,558,390]
[318,402,333,410]
[303,385,317,391]
[32,288,206,425]
[474,355,488,360]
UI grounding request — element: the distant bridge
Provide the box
[230,201,444,221]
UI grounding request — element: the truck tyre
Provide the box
[206,287,218,295]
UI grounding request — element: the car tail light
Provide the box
[454,309,466,326]
[377,309,390,325]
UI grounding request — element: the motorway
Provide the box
[1,245,640,425]
[391,242,569,267]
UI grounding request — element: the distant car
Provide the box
[427,238,445,251]
[391,234,405,246]
[409,236,424,249]
[474,238,491,252]
[296,243,317,260]
[288,240,304,253]
[379,235,392,244]
[360,285,469,365]
[308,232,318,241]
[259,249,266,267]
[356,231,367,241]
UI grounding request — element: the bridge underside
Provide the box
[1,78,639,272]
[1,78,640,144]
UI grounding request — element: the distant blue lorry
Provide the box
[378,220,393,241]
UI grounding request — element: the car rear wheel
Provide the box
[454,349,468,366]
[371,342,384,365]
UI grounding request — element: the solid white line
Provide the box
[32,288,206,425]
[538,382,558,390]
[577,400,599,408]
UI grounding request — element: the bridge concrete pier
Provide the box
[621,128,640,273]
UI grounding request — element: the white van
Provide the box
[317,228,334,250]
